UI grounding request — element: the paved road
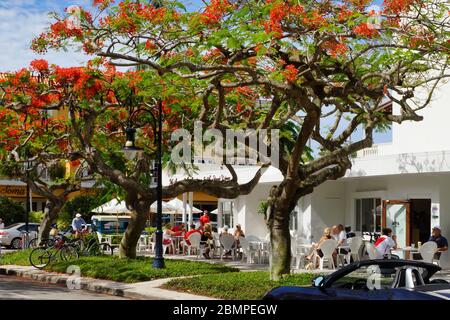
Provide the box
[0,275,128,300]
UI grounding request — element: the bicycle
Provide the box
[29,235,79,269]
[70,226,113,256]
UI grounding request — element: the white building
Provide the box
[165,84,450,268]
[294,83,450,268]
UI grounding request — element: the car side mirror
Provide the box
[312,276,324,288]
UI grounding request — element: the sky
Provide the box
[0,0,203,72]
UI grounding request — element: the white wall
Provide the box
[236,183,271,239]
[310,181,346,243]
[391,83,450,154]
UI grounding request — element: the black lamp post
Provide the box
[122,101,165,269]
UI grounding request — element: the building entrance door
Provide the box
[382,200,410,249]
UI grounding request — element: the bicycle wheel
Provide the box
[60,245,79,261]
[40,238,56,248]
[70,238,85,253]
[29,248,51,269]
[28,238,38,249]
[89,242,113,256]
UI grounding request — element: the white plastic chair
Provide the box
[418,241,437,263]
[315,239,338,270]
[137,235,148,252]
[365,242,378,260]
[183,233,202,257]
[219,234,237,260]
[238,237,256,263]
[291,236,307,270]
[348,236,364,263]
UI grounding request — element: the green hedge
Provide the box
[0,251,239,283]
[163,271,319,300]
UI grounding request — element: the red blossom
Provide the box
[282,65,299,83]
[353,22,379,38]
[30,59,49,73]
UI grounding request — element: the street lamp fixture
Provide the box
[121,101,165,269]
[122,127,143,161]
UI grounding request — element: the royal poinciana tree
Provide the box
[28,0,450,277]
[0,64,86,243]
[0,60,268,258]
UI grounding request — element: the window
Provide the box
[355,198,382,233]
[220,201,234,228]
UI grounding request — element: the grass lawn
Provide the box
[163,271,318,300]
[0,250,239,283]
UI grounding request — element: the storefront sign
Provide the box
[0,185,27,197]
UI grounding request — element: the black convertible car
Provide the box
[264,260,450,300]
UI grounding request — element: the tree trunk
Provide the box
[268,206,291,280]
[266,184,302,280]
[38,200,61,244]
[119,202,149,259]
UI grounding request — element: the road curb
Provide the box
[0,265,217,300]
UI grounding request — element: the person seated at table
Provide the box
[428,226,448,260]
[163,224,176,254]
[374,228,397,259]
[201,224,214,259]
[172,223,186,237]
[306,227,332,263]
[184,224,201,246]
[332,225,348,263]
[234,224,245,239]
[221,225,231,235]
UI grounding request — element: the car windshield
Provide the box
[330,265,418,290]
[4,223,21,229]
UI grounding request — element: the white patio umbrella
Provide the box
[91,199,132,214]
[167,198,202,214]
[211,208,218,214]
[150,200,178,214]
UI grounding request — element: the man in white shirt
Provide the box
[332,225,347,245]
[374,228,397,259]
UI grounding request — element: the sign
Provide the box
[0,185,27,197]
[0,185,45,198]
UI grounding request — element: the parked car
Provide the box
[263,259,450,300]
[0,223,40,249]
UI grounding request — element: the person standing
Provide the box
[199,210,210,227]
[428,226,448,260]
[71,213,87,238]
[0,218,4,229]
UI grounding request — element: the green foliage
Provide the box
[29,211,44,223]
[164,271,319,300]
[0,197,26,225]
[48,161,66,180]
[0,252,239,283]
[257,201,268,216]
[145,227,157,235]
[59,194,105,226]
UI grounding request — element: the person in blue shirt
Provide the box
[428,226,448,260]
[71,213,87,238]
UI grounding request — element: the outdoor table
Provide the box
[392,247,420,260]
[171,235,185,255]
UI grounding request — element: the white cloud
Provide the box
[0,0,91,72]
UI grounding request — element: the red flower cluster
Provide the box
[383,0,415,14]
[282,65,299,83]
[264,1,288,36]
[30,59,49,73]
[93,0,115,9]
[302,10,327,30]
[323,40,348,58]
[200,0,233,25]
[353,22,379,38]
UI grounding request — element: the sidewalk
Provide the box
[0,265,218,300]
